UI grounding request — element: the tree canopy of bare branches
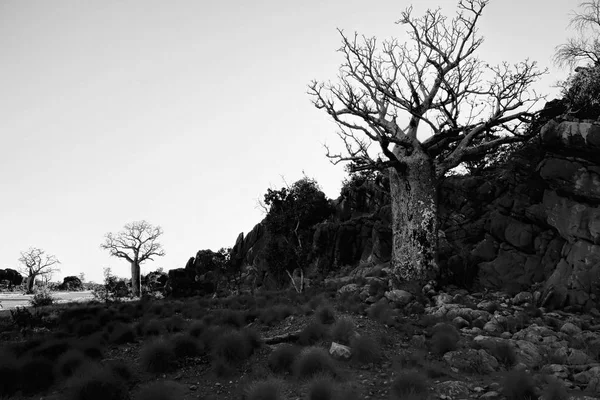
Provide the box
[18,247,61,293]
[555,1,600,68]
[101,220,165,296]
[309,0,546,179]
[308,0,547,283]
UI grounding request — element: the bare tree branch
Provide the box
[555,0,600,68]
[101,220,165,264]
[309,0,547,179]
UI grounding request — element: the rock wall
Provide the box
[228,118,600,309]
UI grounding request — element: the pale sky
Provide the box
[0,0,575,283]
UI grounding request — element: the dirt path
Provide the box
[0,290,94,309]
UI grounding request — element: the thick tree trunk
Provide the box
[26,275,35,293]
[389,149,439,283]
[131,260,141,297]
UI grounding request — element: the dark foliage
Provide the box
[430,323,460,355]
[268,344,301,374]
[134,381,185,400]
[66,365,130,400]
[299,321,328,346]
[242,379,283,400]
[19,356,56,395]
[490,341,517,369]
[331,317,355,345]
[562,64,600,119]
[350,335,381,364]
[294,347,337,380]
[262,177,333,285]
[0,348,19,397]
[502,370,538,400]
[109,323,136,344]
[390,370,429,400]
[139,339,176,374]
[56,349,87,379]
[170,333,202,357]
[212,330,253,365]
[314,304,336,325]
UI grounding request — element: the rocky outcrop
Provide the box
[227,116,600,310]
[142,270,168,292]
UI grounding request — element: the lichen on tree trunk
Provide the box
[389,149,439,283]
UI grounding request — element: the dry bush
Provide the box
[139,339,176,374]
[350,335,381,364]
[331,317,355,345]
[294,347,337,380]
[314,304,336,325]
[66,364,130,400]
[501,370,537,400]
[299,322,328,346]
[268,344,301,374]
[243,378,283,400]
[390,369,429,400]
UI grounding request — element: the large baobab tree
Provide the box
[309,0,546,284]
[555,0,600,67]
[101,220,165,296]
[18,247,61,293]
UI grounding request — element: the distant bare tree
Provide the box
[18,248,61,293]
[101,220,165,296]
[555,0,600,67]
[309,0,546,283]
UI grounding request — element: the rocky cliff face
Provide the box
[230,117,600,310]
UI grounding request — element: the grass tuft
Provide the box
[294,347,337,380]
[307,376,337,400]
[139,339,176,374]
[314,304,336,325]
[19,356,56,395]
[331,317,355,345]
[66,364,130,400]
[350,335,381,364]
[430,323,460,355]
[109,323,136,344]
[501,370,537,400]
[490,341,517,369]
[56,349,88,380]
[268,344,301,374]
[390,369,429,400]
[243,378,283,400]
[0,348,19,397]
[212,329,253,365]
[299,322,328,346]
[170,333,202,358]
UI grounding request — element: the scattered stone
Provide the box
[513,291,533,305]
[435,380,471,397]
[329,342,352,360]
[443,349,499,374]
[384,289,413,305]
[560,322,582,335]
[453,316,470,329]
[338,283,360,294]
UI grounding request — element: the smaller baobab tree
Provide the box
[101,220,165,297]
[18,247,61,293]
